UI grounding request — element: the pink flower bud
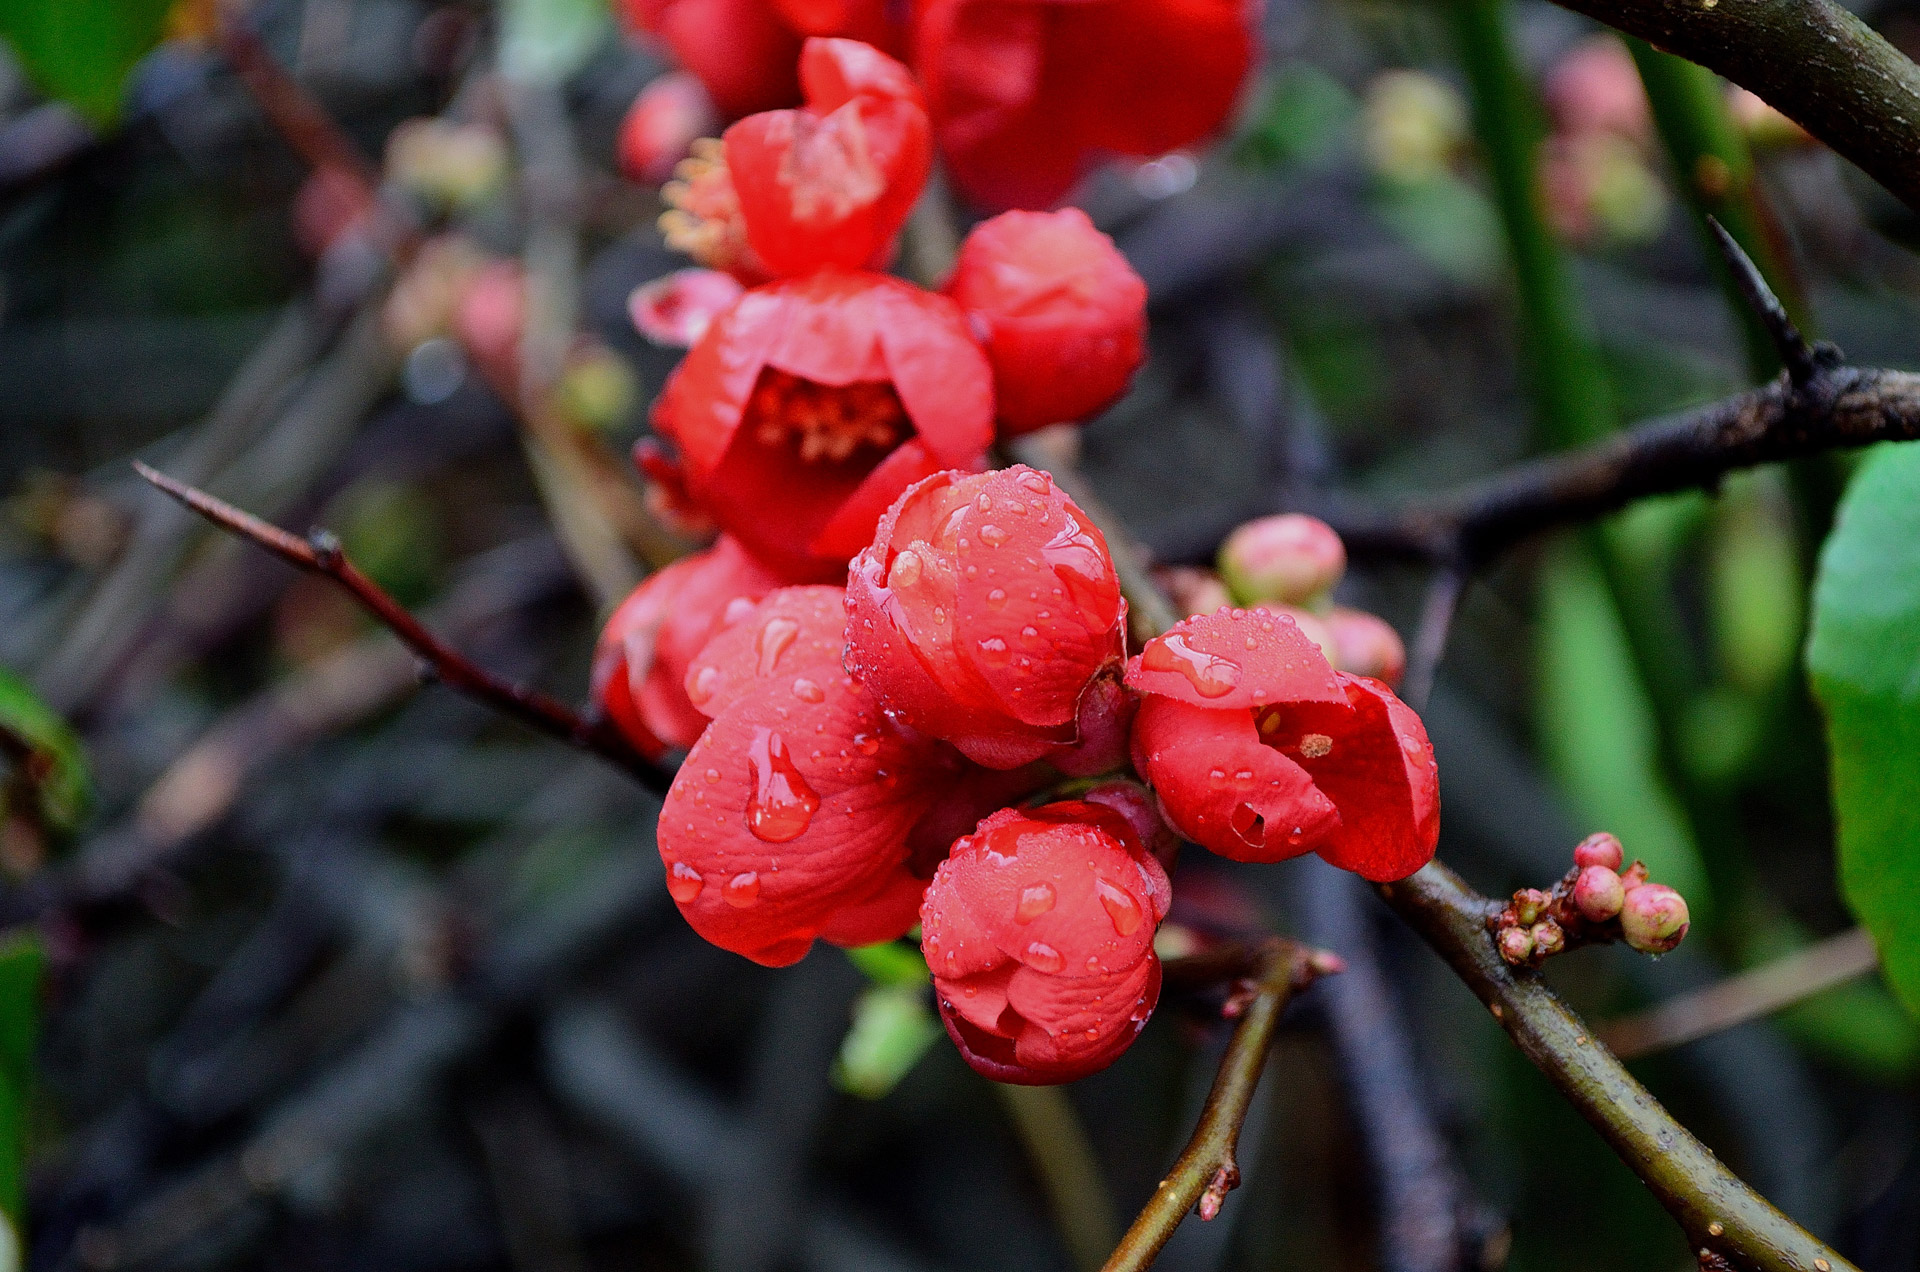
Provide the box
[1511,888,1551,927]
[1324,607,1406,686]
[1217,514,1346,608]
[1618,859,1649,890]
[1572,865,1625,922]
[1497,926,1535,965]
[1573,831,1624,871]
[1620,884,1690,954]
[1154,565,1234,619]
[1530,919,1565,957]
[618,72,721,185]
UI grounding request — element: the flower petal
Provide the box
[1124,605,1348,711]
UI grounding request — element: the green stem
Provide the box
[997,1084,1123,1272]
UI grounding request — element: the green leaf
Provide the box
[832,984,941,1100]
[843,940,929,987]
[0,933,45,1228]
[0,0,175,127]
[0,667,91,839]
[1808,442,1920,1015]
[500,0,609,85]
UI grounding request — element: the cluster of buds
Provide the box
[1490,832,1691,967]
[615,0,1258,210]
[617,460,1442,1084]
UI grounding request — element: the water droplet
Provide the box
[1097,880,1143,935]
[853,731,881,756]
[975,492,993,512]
[978,637,1010,666]
[666,862,703,903]
[1085,1028,1100,1041]
[1041,513,1110,611]
[1021,625,1040,643]
[979,523,1008,547]
[932,606,947,624]
[1234,768,1256,790]
[704,768,721,784]
[986,588,1007,608]
[724,871,760,906]
[791,676,824,703]
[1017,470,1051,495]
[888,549,922,589]
[1015,882,1056,922]
[745,728,820,842]
[689,665,722,706]
[756,617,799,675]
[1141,633,1242,698]
[1024,942,1065,973]
[1208,768,1229,789]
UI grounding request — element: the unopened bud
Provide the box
[1324,607,1407,686]
[618,72,721,185]
[1218,514,1346,608]
[1621,884,1690,954]
[1497,926,1535,965]
[1529,919,1565,957]
[1573,831,1624,871]
[1511,888,1551,927]
[1572,865,1625,922]
[1154,565,1233,619]
[1262,603,1337,667]
[1618,859,1649,890]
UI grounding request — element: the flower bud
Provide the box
[845,466,1126,768]
[1573,831,1624,871]
[1154,565,1233,619]
[1621,884,1690,954]
[1511,888,1550,927]
[1529,919,1566,958]
[1618,859,1649,890]
[618,71,721,185]
[1497,926,1535,965]
[1572,865,1625,922]
[922,802,1171,1084]
[1083,779,1178,870]
[1325,607,1406,686]
[943,208,1147,435]
[1217,514,1346,608]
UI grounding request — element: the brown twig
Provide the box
[1381,862,1858,1272]
[1102,940,1336,1272]
[131,462,670,793]
[1600,927,1880,1061]
[219,23,383,199]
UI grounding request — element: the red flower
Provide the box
[910,0,1260,209]
[723,39,933,277]
[844,465,1127,768]
[659,586,956,965]
[921,801,1172,1084]
[620,0,803,117]
[1125,608,1439,882]
[592,536,787,757]
[618,71,722,184]
[944,209,1147,435]
[649,269,994,579]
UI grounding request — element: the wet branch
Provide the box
[1102,939,1337,1272]
[132,463,670,793]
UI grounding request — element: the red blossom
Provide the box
[628,268,746,348]
[910,0,1259,209]
[620,0,804,117]
[592,536,788,757]
[943,209,1147,435]
[921,801,1172,1084]
[658,586,961,964]
[618,71,722,184]
[649,269,994,578]
[844,465,1127,768]
[722,40,933,278]
[1125,607,1439,881]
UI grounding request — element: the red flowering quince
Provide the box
[921,801,1172,1084]
[591,535,786,757]
[845,465,1128,769]
[910,0,1261,209]
[645,269,994,579]
[944,209,1148,434]
[620,0,902,120]
[1125,607,1440,882]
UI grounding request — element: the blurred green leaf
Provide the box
[0,932,45,1229]
[500,0,609,84]
[1708,473,1804,697]
[1234,65,1357,171]
[833,983,941,1100]
[1808,442,1920,1015]
[844,940,929,987]
[1536,543,1709,916]
[0,667,91,839]
[1370,173,1503,285]
[0,0,174,126]
[1743,918,1918,1079]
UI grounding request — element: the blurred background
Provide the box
[1,0,1918,1268]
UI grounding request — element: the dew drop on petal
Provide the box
[975,493,993,512]
[853,731,881,756]
[1085,1028,1100,1041]
[1097,880,1143,935]
[689,665,722,706]
[1024,941,1065,973]
[724,871,760,906]
[1017,470,1051,495]
[1015,882,1056,922]
[986,588,1007,608]
[791,676,825,703]
[745,728,819,842]
[1141,633,1242,698]
[756,617,799,675]
[704,768,721,784]
[888,549,922,589]
[978,637,1010,666]
[979,523,1008,547]
[666,861,704,903]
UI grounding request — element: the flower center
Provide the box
[659,139,756,274]
[746,367,911,464]
[1255,705,1336,761]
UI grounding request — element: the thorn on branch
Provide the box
[1704,217,1818,387]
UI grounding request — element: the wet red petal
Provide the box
[628,268,745,348]
[681,584,850,721]
[1294,674,1441,882]
[1124,605,1347,712]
